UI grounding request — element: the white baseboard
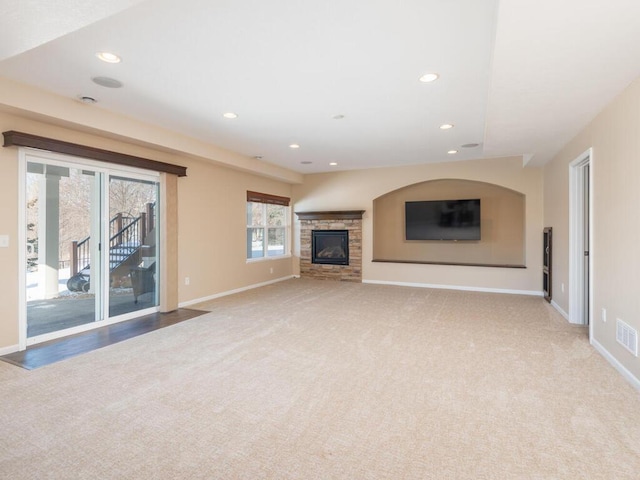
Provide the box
[0,344,19,356]
[550,300,570,320]
[591,338,640,392]
[362,279,543,297]
[178,275,296,308]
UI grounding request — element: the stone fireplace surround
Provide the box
[296,211,365,282]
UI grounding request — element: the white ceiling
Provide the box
[1,0,639,173]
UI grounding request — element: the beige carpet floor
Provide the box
[1,278,639,479]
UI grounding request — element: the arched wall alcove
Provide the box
[373,178,526,267]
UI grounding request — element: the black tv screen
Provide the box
[405,199,481,241]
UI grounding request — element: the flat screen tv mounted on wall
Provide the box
[405,199,481,241]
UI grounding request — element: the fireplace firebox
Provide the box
[312,230,349,265]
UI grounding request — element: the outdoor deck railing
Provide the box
[70,203,155,275]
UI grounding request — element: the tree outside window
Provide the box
[247,197,288,259]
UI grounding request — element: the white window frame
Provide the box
[246,195,291,262]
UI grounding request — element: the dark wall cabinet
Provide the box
[543,227,552,302]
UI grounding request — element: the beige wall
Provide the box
[544,76,640,380]
[373,179,525,266]
[293,156,543,293]
[0,110,294,350]
[160,173,179,312]
[0,127,20,348]
[176,156,293,303]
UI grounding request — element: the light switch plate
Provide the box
[0,235,8,248]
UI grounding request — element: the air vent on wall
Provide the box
[616,318,638,356]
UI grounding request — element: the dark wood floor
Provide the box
[0,308,207,370]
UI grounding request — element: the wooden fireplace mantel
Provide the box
[295,210,365,221]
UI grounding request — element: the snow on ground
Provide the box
[27,268,72,301]
[27,267,134,301]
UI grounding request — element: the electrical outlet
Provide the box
[0,235,8,248]
[185,277,190,286]
[561,283,565,293]
[270,267,274,274]
[601,308,607,322]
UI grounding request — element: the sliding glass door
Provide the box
[24,151,160,344]
[107,175,158,317]
[26,162,101,337]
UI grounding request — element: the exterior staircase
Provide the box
[67,203,155,292]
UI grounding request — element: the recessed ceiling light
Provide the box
[96,52,121,63]
[223,112,238,119]
[461,143,480,148]
[332,114,345,120]
[419,73,439,83]
[440,123,454,130]
[92,76,123,88]
[301,161,312,165]
[253,155,263,160]
[289,144,300,149]
[329,162,338,166]
[447,150,458,155]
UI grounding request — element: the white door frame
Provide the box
[18,150,28,350]
[569,148,593,336]
[18,148,161,349]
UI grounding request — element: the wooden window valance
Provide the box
[247,190,290,206]
[2,130,187,177]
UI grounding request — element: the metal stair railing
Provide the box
[67,203,155,292]
[70,213,136,276]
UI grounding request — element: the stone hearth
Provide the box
[296,211,364,282]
